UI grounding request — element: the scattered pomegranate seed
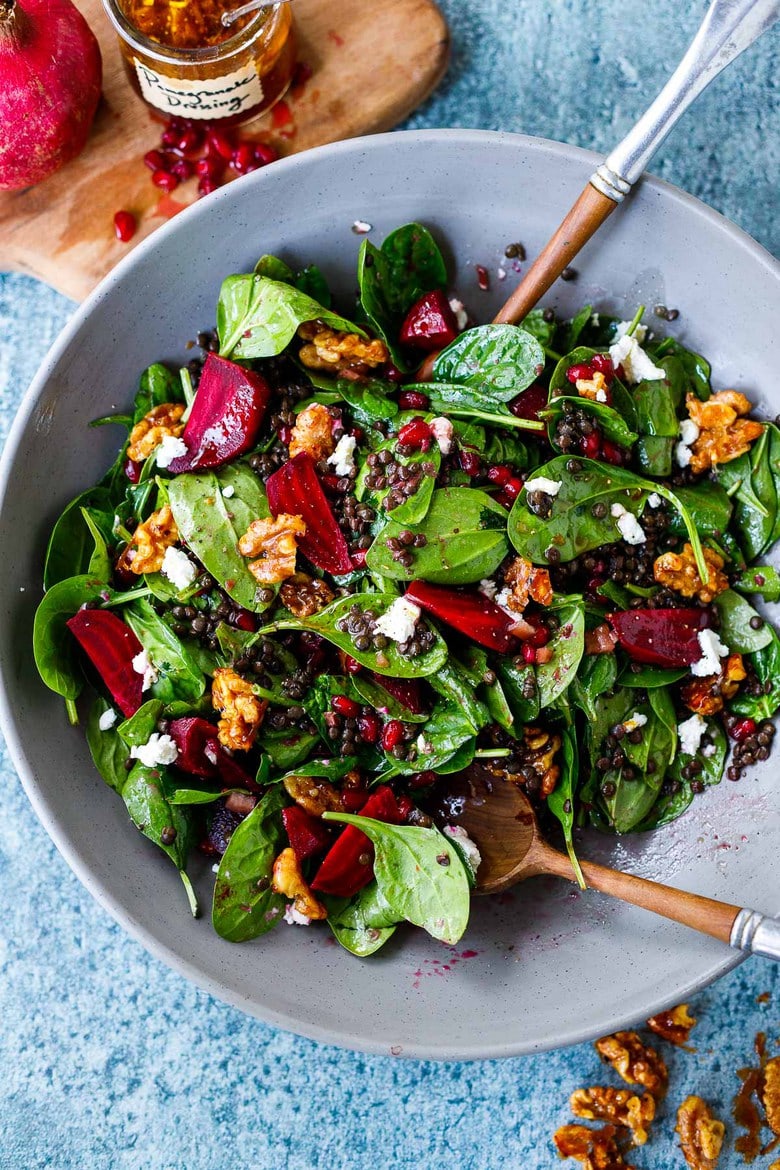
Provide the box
[590,352,614,380]
[396,794,415,820]
[408,770,437,789]
[123,456,142,482]
[332,694,361,718]
[522,643,537,664]
[195,155,224,180]
[566,362,594,384]
[730,718,757,742]
[357,712,380,743]
[475,264,490,291]
[161,125,180,148]
[232,142,255,173]
[113,210,137,243]
[206,127,235,160]
[343,655,362,674]
[174,127,202,155]
[586,576,607,602]
[253,141,278,165]
[581,431,602,458]
[170,158,193,182]
[398,390,430,410]
[381,720,404,751]
[197,177,219,197]
[151,168,179,192]
[523,616,550,647]
[459,449,481,477]
[351,550,367,569]
[397,417,433,449]
[486,464,512,486]
[384,363,404,384]
[143,149,167,172]
[503,476,524,501]
[601,439,624,465]
[232,610,257,632]
[278,423,293,445]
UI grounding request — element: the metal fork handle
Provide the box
[591,0,780,201]
[731,908,780,960]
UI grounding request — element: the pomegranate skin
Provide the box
[0,0,102,190]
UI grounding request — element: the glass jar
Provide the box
[102,0,296,124]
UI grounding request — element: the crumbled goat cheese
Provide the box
[497,266,507,281]
[161,546,198,591]
[222,484,235,498]
[449,298,468,331]
[327,434,357,476]
[155,434,188,468]
[130,732,179,768]
[678,713,707,757]
[351,219,372,234]
[679,418,701,446]
[416,733,433,754]
[595,388,608,403]
[623,711,648,732]
[691,629,730,677]
[479,578,497,600]
[702,742,717,758]
[610,502,646,545]
[443,825,482,879]
[98,708,118,731]
[429,416,454,456]
[613,319,649,344]
[284,905,312,926]
[647,492,662,508]
[524,475,562,497]
[374,596,421,643]
[493,587,517,617]
[609,333,665,384]
[675,441,693,468]
[132,649,158,691]
[590,312,600,327]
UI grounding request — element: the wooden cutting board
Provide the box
[0,0,448,300]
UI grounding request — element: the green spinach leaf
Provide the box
[85,697,130,793]
[44,487,114,589]
[547,726,585,887]
[536,601,585,709]
[217,275,363,360]
[714,590,773,653]
[124,599,208,704]
[432,324,545,404]
[33,575,108,704]
[325,883,399,956]
[122,762,197,915]
[212,787,287,941]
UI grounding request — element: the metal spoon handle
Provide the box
[731,907,780,960]
[222,0,288,30]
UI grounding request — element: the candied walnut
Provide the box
[211,667,267,751]
[272,847,327,920]
[764,1056,780,1136]
[289,401,337,462]
[653,544,728,604]
[280,571,335,618]
[681,652,746,716]
[283,774,343,817]
[520,726,562,799]
[575,370,610,403]
[571,1087,655,1146]
[127,402,185,463]
[685,390,764,473]
[676,1096,725,1170]
[298,321,389,373]
[553,1124,635,1168]
[116,504,179,575]
[502,556,554,612]
[238,513,306,584]
[595,1031,668,1098]
[647,1003,697,1047]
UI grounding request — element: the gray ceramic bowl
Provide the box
[2,130,779,1060]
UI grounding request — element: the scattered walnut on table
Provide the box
[280,572,335,617]
[297,321,389,373]
[676,1095,725,1170]
[211,667,267,752]
[594,1031,668,1098]
[127,402,185,463]
[502,555,554,612]
[570,1086,655,1146]
[116,504,179,575]
[553,1123,636,1168]
[288,400,337,462]
[685,390,764,473]
[272,847,327,920]
[653,543,729,605]
[238,513,306,584]
[646,1003,697,1047]
[681,653,746,716]
[283,774,343,817]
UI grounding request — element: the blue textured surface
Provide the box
[2,1,780,1165]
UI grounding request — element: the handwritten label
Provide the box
[134,59,264,119]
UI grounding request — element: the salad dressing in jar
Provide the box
[102,0,296,122]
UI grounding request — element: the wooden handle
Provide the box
[492,183,619,325]
[538,842,741,945]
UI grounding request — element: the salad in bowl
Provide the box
[33,222,780,958]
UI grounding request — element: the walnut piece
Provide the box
[283,774,343,817]
[127,402,185,463]
[681,652,746,716]
[646,1003,697,1047]
[211,667,267,751]
[595,1031,668,1098]
[576,370,610,403]
[653,544,729,604]
[763,1056,780,1136]
[280,572,335,618]
[298,321,389,373]
[553,1123,635,1168]
[570,1087,655,1146]
[289,401,337,462]
[685,390,764,473]
[676,1096,725,1170]
[272,847,327,920]
[116,504,179,575]
[503,556,554,612]
[238,513,306,584]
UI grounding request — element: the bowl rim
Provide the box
[2,128,779,1060]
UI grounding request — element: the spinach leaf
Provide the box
[637,720,727,829]
[258,726,321,769]
[124,600,208,704]
[547,726,585,887]
[133,362,183,425]
[495,660,539,723]
[81,508,112,581]
[168,785,234,805]
[212,787,287,941]
[366,487,509,585]
[617,664,687,688]
[422,383,545,432]
[33,575,108,704]
[122,762,197,915]
[168,463,276,613]
[432,324,545,404]
[536,601,585,709]
[217,275,363,360]
[598,689,676,833]
[732,565,780,603]
[545,397,638,452]
[85,697,130,793]
[714,590,773,653]
[116,698,165,746]
[322,813,471,945]
[648,337,711,400]
[355,432,440,526]
[730,625,780,722]
[325,883,399,956]
[44,487,115,589]
[666,483,733,539]
[254,255,332,307]
[481,672,517,735]
[562,304,593,352]
[569,653,617,721]
[300,370,399,427]
[350,673,429,723]
[520,308,556,349]
[388,662,489,774]
[633,370,680,477]
[718,427,774,559]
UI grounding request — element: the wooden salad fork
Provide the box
[432,765,780,961]
[417,0,780,380]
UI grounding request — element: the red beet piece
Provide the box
[508,381,548,422]
[311,785,402,897]
[399,289,459,352]
[167,717,257,790]
[607,607,712,667]
[266,452,352,575]
[66,608,144,717]
[166,353,271,473]
[368,672,426,714]
[282,806,332,862]
[404,580,519,653]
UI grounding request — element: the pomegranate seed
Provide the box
[613,363,626,381]
[459,449,481,477]
[152,169,179,192]
[381,720,404,751]
[113,210,137,243]
[343,655,362,674]
[357,713,380,743]
[475,264,490,291]
[161,126,180,148]
[408,770,437,789]
[522,643,537,664]
[332,694,361,718]
[566,362,594,384]
[396,794,415,820]
[232,610,257,632]
[398,390,430,410]
[342,790,366,812]
[143,149,167,171]
[730,718,757,742]
[525,617,550,647]
[195,156,224,180]
[581,431,602,458]
[503,476,524,501]
[174,127,202,155]
[601,439,624,465]
[494,490,513,509]
[197,177,219,197]
[397,417,433,449]
[384,363,404,383]
[486,464,512,486]
[278,424,293,445]
[586,576,607,602]
[252,141,278,165]
[590,352,614,380]
[124,457,142,483]
[351,550,367,569]
[206,128,235,160]
[232,142,255,173]
[351,426,364,442]
[170,158,193,182]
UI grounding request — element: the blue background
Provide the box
[1,1,779,1165]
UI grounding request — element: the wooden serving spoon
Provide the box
[431,764,780,961]
[417,0,780,380]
